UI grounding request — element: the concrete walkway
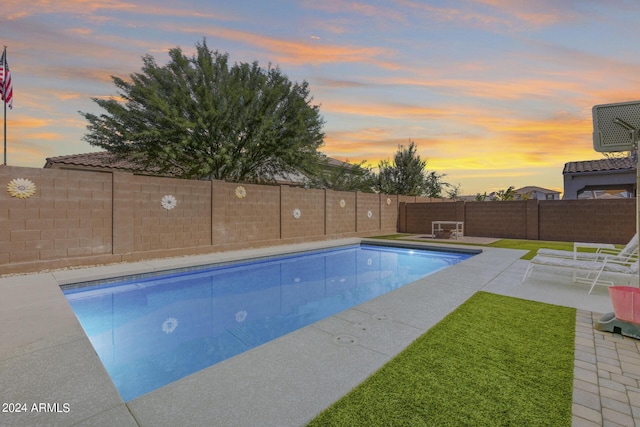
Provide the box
[0,238,637,426]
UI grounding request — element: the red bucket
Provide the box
[609,286,640,324]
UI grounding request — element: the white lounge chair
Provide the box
[522,254,639,294]
[536,233,638,262]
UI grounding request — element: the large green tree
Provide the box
[80,39,325,182]
[376,141,450,197]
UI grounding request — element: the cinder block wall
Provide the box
[212,181,281,246]
[538,199,635,243]
[0,166,115,268]
[326,190,357,235]
[403,202,459,234]
[356,192,382,233]
[281,186,326,240]
[465,201,528,239]
[0,166,398,274]
[123,174,213,253]
[381,195,399,232]
[400,198,636,244]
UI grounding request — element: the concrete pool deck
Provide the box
[0,238,633,426]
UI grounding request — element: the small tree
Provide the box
[492,186,517,201]
[445,183,462,200]
[424,170,452,198]
[376,141,449,197]
[376,141,427,196]
[80,39,325,182]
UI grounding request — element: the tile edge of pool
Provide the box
[58,238,482,290]
[360,238,483,256]
[53,238,364,287]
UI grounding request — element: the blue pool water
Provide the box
[63,244,472,401]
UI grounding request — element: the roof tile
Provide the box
[563,157,636,174]
[45,151,153,172]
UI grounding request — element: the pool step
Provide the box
[226,326,257,347]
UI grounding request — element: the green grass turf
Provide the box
[486,239,575,260]
[308,292,576,427]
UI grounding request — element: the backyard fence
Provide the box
[2,164,636,275]
[399,199,636,244]
[1,166,404,275]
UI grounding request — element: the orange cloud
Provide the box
[321,99,597,177]
[172,24,397,69]
[469,0,576,27]
[6,0,236,21]
[323,101,447,120]
[396,0,572,30]
[66,27,94,36]
[315,78,369,89]
[303,0,407,24]
[323,127,570,194]
[5,0,136,20]
[395,0,514,29]
[8,117,52,128]
[21,132,65,141]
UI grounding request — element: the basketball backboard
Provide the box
[592,100,640,152]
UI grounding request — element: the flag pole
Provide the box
[2,45,6,165]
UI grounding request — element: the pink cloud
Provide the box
[175,25,397,68]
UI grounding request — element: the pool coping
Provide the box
[0,237,614,426]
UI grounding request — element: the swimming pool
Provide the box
[63,243,473,401]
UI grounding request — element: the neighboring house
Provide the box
[43,151,348,187]
[563,156,636,200]
[459,186,560,201]
[457,195,481,201]
[514,186,561,200]
[44,151,170,175]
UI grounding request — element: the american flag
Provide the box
[1,49,13,109]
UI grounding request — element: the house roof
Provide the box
[45,151,351,170]
[44,151,161,174]
[324,157,351,168]
[515,186,560,195]
[563,157,636,174]
[43,151,347,185]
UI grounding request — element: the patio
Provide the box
[0,237,637,426]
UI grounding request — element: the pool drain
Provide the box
[333,334,357,346]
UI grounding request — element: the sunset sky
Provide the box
[3,0,640,196]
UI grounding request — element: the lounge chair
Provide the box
[536,233,638,262]
[522,254,639,294]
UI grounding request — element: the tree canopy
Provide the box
[80,39,325,182]
[310,159,376,192]
[376,141,450,197]
[491,186,517,201]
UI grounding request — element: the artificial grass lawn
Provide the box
[486,239,575,260]
[308,292,576,427]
